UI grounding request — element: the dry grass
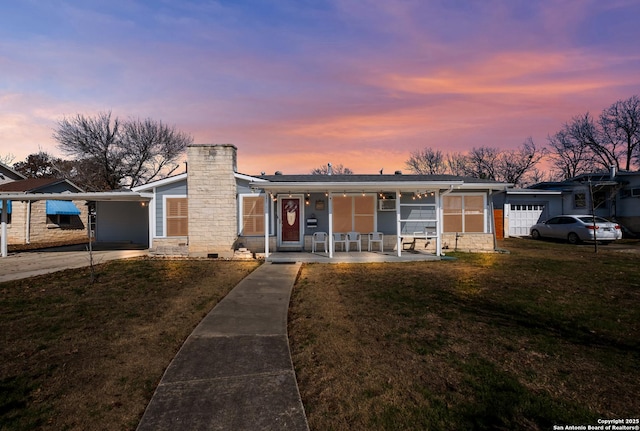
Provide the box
[0,257,260,431]
[289,239,640,430]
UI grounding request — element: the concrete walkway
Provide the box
[137,262,309,431]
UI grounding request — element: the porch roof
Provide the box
[251,174,509,193]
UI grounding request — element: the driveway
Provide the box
[0,248,149,282]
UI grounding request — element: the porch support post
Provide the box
[396,189,402,257]
[264,193,270,258]
[148,193,156,250]
[435,190,442,256]
[1,199,7,258]
[328,192,334,258]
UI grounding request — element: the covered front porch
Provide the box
[248,175,505,259]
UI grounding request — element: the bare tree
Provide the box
[600,95,640,171]
[405,148,448,174]
[405,140,543,186]
[557,97,640,172]
[495,137,546,186]
[445,152,470,177]
[121,118,191,187]
[0,153,15,165]
[466,147,500,180]
[547,129,595,180]
[53,111,192,190]
[52,158,113,191]
[311,163,354,175]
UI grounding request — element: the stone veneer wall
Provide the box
[187,144,238,258]
[3,200,88,245]
[441,233,494,252]
[150,237,189,257]
[238,236,276,253]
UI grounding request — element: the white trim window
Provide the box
[239,194,265,236]
[163,195,188,237]
[442,194,486,233]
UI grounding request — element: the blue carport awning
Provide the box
[46,200,81,215]
[0,200,11,214]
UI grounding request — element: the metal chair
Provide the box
[346,231,362,252]
[333,233,347,252]
[312,231,328,253]
[368,232,383,252]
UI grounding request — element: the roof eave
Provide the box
[0,192,153,201]
[250,180,510,192]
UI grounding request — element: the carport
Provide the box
[0,191,153,257]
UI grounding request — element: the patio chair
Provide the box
[333,233,347,252]
[346,231,362,252]
[312,231,328,253]
[368,232,383,252]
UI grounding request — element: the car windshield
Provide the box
[577,216,610,223]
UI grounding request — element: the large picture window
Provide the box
[443,195,485,233]
[332,195,375,233]
[166,197,188,236]
[240,195,265,236]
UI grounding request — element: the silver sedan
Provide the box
[530,215,622,244]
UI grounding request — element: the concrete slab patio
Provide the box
[266,250,441,263]
[136,262,309,431]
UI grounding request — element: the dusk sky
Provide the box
[2,0,640,176]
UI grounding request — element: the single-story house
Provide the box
[133,144,511,258]
[497,167,640,238]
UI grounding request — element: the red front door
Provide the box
[281,198,301,243]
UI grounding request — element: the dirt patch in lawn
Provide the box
[0,258,260,430]
[289,238,640,430]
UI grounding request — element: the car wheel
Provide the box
[567,232,580,244]
[531,229,541,240]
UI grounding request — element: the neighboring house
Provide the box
[0,161,26,185]
[134,144,511,258]
[497,167,640,237]
[0,178,89,246]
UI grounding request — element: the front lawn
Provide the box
[289,238,640,430]
[0,258,260,430]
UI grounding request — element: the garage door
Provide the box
[509,204,545,237]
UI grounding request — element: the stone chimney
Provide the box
[187,144,237,258]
